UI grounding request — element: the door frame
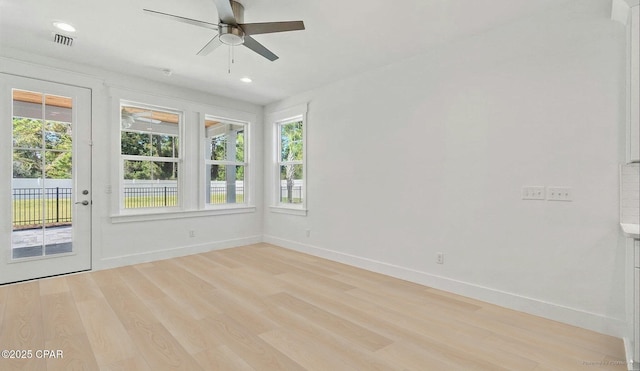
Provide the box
[0,73,93,284]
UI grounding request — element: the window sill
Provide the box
[269,205,308,216]
[111,205,256,223]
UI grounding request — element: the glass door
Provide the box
[1,74,91,284]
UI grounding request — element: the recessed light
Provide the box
[53,22,76,33]
[240,77,252,83]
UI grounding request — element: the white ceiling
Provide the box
[0,0,569,105]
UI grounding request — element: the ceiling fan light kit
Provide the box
[219,24,244,46]
[143,0,304,63]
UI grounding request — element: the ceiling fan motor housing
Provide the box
[219,1,245,46]
[219,24,244,45]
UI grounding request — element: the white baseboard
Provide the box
[263,234,626,338]
[96,235,262,270]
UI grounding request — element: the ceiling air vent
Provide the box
[53,34,73,46]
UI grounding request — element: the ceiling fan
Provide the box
[121,109,158,129]
[143,0,305,61]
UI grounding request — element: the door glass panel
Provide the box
[11,90,74,260]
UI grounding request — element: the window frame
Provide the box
[202,114,250,209]
[268,103,308,215]
[118,100,183,213]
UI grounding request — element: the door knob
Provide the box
[75,200,89,206]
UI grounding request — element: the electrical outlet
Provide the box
[189,230,196,238]
[305,229,311,237]
[547,187,572,201]
[522,186,545,200]
[436,252,444,264]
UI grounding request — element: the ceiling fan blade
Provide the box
[143,9,219,31]
[197,35,223,56]
[243,36,278,61]
[212,0,237,24]
[239,21,305,35]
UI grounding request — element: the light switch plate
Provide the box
[547,187,572,201]
[522,186,545,200]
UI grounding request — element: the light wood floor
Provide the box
[0,243,627,370]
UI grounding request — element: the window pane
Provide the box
[121,106,179,134]
[121,131,151,156]
[124,160,178,181]
[204,120,245,162]
[13,118,42,149]
[151,134,179,158]
[44,121,72,151]
[45,151,72,179]
[206,165,245,204]
[208,134,227,161]
[123,160,178,208]
[280,121,303,162]
[236,129,245,162]
[13,149,43,178]
[279,164,303,204]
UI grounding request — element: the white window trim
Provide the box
[267,103,308,216]
[110,205,257,224]
[109,88,257,222]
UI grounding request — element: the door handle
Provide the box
[75,200,89,206]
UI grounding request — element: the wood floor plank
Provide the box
[262,302,401,371]
[152,259,217,293]
[100,356,152,371]
[248,244,349,278]
[0,284,8,326]
[1,281,46,371]
[202,313,305,371]
[185,261,277,311]
[65,272,104,302]
[41,292,87,340]
[375,341,481,370]
[205,287,280,335]
[260,328,370,371]
[277,270,355,292]
[144,294,222,355]
[74,298,136,366]
[115,265,166,302]
[98,272,204,370]
[136,264,223,320]
[216,248,289,275]
[475,302,626,359]
[38,275,69,295]
[200,249,245,269]
[192,345,256,371]
[266,292,393,352]
[176,255,282,295]
[44,334,100,371]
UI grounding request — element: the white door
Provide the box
[0,74,91,284]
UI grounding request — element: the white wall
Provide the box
[1,51,264,270]
[264,0,628,336]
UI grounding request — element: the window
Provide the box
[204,116,247,206]
[277,120,304,205]
[120,102,181,210]
[269,103,307,214]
